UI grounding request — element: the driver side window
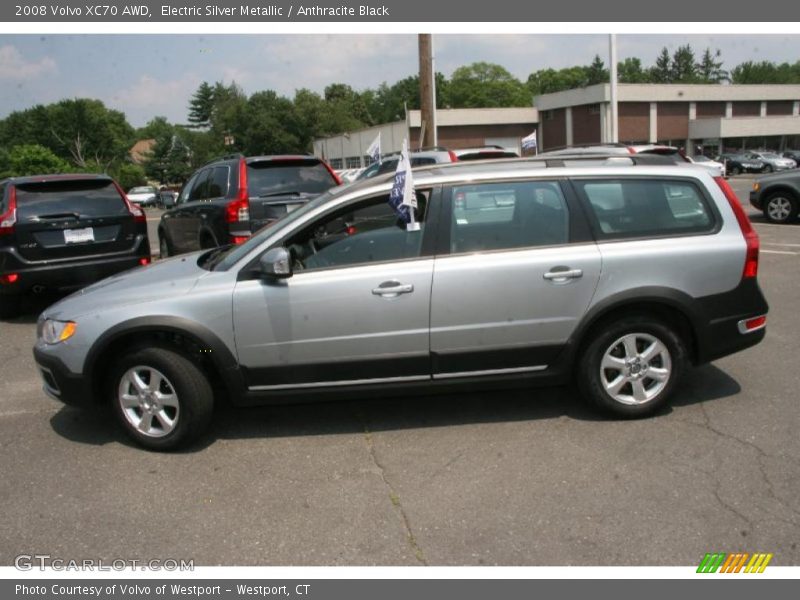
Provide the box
[286,191,429,272]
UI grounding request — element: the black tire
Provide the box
[108,347,214,451]
[159,233,171,259]
[578,315,687,418]
[730,166,741,176]
[763,192,798,224]
[764,164,774,173]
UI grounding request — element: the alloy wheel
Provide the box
[600,333,672,406]
[118,366,180,437]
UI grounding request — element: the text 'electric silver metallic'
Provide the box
[33,155,768,450]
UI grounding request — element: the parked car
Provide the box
[0,174,150,318]
[686,155,725,177]
[452,146,520,161]
[750,169,800,223]
[127,185,160,207]
[781,150,800,166]
[158,154,341,257]
[743,151,796,173]
[33,155,767,450]
[717,153,765,176]
[356,148,458,180]
[158,190,177,209]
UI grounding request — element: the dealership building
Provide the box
[313,84,800,167]
[312,107,538,170]
[535,83,800,155]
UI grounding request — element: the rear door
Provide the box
[246,158,340,231]
[430,179,602,377]
[171,168,211,253]
[12,178,138,262]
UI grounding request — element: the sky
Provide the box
[0,34,799,127]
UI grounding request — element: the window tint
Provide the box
[247,160,337,197]
[14,180,128,220]
[188,169,211,201]
[207,166,229,198]
[287,192,429,271]
[577,179,714,237]
[449,181,569,253]
[177,172,198,205]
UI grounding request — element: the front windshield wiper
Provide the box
[200,244,233,270]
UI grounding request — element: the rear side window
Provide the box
[576,179,715,238]
[449,181,569,254]
[247,160,337,197]
[207,166,229,198]
[14,180,128,220]
[188,169,211,201]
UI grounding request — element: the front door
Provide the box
[232,191,436,390]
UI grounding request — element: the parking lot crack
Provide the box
[696,403,800,527]
[359,418,427,565]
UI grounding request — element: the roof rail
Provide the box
[203,152,244,166]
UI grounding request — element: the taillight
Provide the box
[0,273,19,285]
[230,235,250,245]
[0,186,18,236]
[448,150,459,162]
[626,146,636,154]
[737,315,767,334]
[113,181,146,224]
[138,257,151,266]
[714,176,759,279]
[226,159,251,223]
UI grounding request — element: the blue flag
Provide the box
[388,140,416,224]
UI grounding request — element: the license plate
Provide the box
[64,227,94,244]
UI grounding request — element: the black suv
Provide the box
[158,154,341,257]
[0,174,151,317]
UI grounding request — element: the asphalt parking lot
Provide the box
[0,177,798,566]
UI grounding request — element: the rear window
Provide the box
[457,151,518,161]
[247,160,337,197]
[576,179,715,238]
[14,180,128,220]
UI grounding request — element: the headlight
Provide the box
[752,182,760,192]
[41,319,77,344]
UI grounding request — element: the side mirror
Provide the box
[259,247,293,279]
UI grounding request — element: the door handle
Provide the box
[372,281,414,297]
[543,268,583,282]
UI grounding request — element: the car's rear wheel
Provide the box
[109,347,213,451]
[578,316,686,418]
[159,234,171,258]
[764,193,798,224]
[764,164,774,173]
[730,166,741,176]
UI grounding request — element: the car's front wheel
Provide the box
[159,234,171,258]
[764,192,798,224]
[730,166,741,176]
[578,316,686,418]
[109,347,214,451]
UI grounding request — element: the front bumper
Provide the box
[749,190,763,210]
[33,346,94,407]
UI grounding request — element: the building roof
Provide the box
[535,83,800,110]
[129,138,156,164]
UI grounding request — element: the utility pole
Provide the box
[419,34,435,149]
[609,34,619,144]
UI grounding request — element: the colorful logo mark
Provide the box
[697,552,773,573]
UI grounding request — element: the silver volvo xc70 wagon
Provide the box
[34,156,768,450]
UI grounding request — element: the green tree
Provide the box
[0,144,71,177]
[527,66,590,96]
[618,57,651,83]
[586,55,608,85]
[111,163,147,189]
[670,44,699,83]
[650,47,672,83]
[187,81,215,128]
[450,62,530,108]
[697,48,728,83]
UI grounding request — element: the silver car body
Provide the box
[35,159,757,404]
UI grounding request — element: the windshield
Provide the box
[207,189,338,271]
[129,186,155,194]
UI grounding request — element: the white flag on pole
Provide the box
[521,130,538,151]
[366,132,381,164]
[388,140,419,230]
